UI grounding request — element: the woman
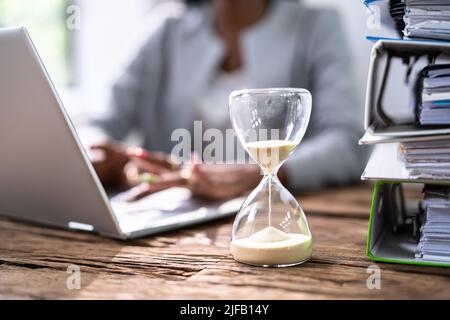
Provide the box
[89,0,366,201]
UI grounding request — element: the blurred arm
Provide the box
[284,9,368,191]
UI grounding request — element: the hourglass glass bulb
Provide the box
[229,88,313,267]
[230,174,312,267]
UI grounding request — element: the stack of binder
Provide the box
[365,0,450,41]
[360,32,450,265]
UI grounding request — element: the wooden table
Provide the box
[1,183,449,299]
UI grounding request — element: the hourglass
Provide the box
[229,88,313,267]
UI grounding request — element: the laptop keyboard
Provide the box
[109,187,242,234]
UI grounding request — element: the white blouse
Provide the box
[194,69,249,163]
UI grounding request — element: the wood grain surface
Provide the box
[0,183,449,299]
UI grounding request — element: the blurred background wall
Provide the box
[0,0,402,125]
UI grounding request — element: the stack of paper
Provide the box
[399,138,450,179]
[418,64,450,125]
[415,185,450,262]
[404,0,450,41]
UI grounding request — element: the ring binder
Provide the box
[367,181,450,267]
[365,39,450,137]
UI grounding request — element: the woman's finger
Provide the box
[127,147,179,170]
[132,158,172,175]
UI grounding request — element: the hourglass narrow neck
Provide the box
[261,165,281,177]
[258,171,281,186]
[266,171,281,183]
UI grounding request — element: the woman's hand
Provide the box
[90,142,129,188]
[117,147,186,201]
[121,162,262,202]
[126,147,178,175]
[116,146,263,202]
[189,164,261,201]
[90,144,178,190]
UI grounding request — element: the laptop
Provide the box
[0,27,242,239]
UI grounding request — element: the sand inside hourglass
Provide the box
[246,140,297,172]
[231,226,312,266]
